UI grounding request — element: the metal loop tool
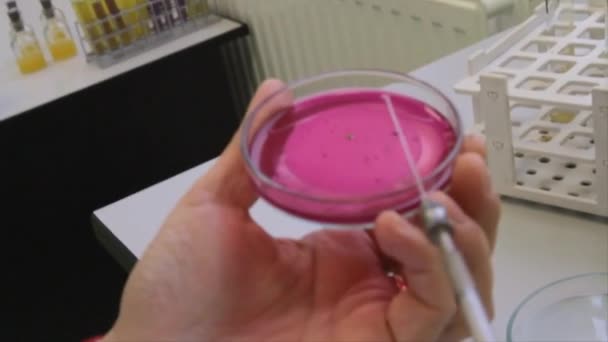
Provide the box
[383,94,496,342]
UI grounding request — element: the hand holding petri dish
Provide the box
[241,70,463,225]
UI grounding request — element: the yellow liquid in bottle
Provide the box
[48,28,77,61]
[49,39,77,61]
[17,43,47,74]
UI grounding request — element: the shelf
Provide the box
[0,0,245,123]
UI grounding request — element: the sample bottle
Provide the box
[40,0,78,61]
[7,6,47,74]
[71,0,106,54]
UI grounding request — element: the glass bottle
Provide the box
[8,7,47,74]
[40,0,78,61]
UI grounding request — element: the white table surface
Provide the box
[0,0,242,122]
[94,33,608,339]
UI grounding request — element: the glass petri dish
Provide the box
[241,70,463,225]
[508,273,608,342]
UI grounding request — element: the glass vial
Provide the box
[40,0,78,61]
[7,7,47,74]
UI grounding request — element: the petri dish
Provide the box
[508,273,608,342]
[241,70,463,225]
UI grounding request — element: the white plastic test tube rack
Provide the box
[454,0,608,217]
[74,0,216,68]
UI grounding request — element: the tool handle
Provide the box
[438,232,496,342]
[422,200,495,341]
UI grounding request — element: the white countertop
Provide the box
[0,0,242,122]
[93,32,608,339]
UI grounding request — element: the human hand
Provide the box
[104,80,500,342]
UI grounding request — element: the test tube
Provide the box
[164,0,175,25]
[89,0,120,50]
[40,0,78,61]
[175,0,188,22]
[117,0,149,40]
[104,0,132,44]
[71,0,106,54]
[134,0,151,37]
[147,0,170,32]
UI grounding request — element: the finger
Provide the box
[215,78,293,175]
[375,211,456,342]
[428,192,495,341]
[428,192,493,303]
[183,79,292,209]
[461,134,486,159]
[449,152,500,250]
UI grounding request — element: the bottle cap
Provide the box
[7,8,24,31]
[6,1,17,10]
[40,0,55,18]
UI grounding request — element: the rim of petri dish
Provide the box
[240,69,464,204]
[506,272,608,342]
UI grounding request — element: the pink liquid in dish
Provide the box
[249,89,458,224]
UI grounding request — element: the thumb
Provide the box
[183,79,292,209]
[374,211,456,342]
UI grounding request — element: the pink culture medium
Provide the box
[245,87,461,225]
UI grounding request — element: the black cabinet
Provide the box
[1,26,248,341]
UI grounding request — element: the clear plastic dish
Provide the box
[508,273,608,342]
[241,70,463,225]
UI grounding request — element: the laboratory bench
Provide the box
[1,6,248,340]
[93,30,608,341]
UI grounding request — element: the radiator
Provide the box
[209,0,519,115]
